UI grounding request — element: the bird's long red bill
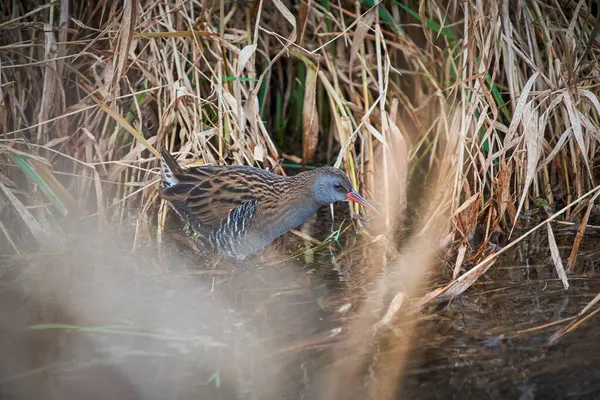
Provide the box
[347,190,379,215]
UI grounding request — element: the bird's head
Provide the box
[310,167,378,214]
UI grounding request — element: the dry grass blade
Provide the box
[503,72,539,148]
[349,9,375,70]
[302,66,319,162]
[254,0,297,92]
[0,2,57,29]
[564,90,589,167]
[235,43,257,138]
[579,89,600,117]
[36,22,60,141]
[567,191,600,272]
[512,99,542,235]
[546,223,569,290]
[91,94,160,158]
[373,291,405,333]
[112,0,137,87]
[452,245,467,280]
[548,292,600,345]
[0,181,63,249]
[421,254,498,304]
[26,160,81,217]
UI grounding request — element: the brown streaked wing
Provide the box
[160,165,284,229]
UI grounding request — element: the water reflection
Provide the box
[0,223,599,399]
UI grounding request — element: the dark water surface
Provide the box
[0,224,599,399]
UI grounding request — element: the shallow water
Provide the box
[0,222,599,399]
[404,277,600,399]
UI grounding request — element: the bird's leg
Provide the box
[193,233,207,252]
[353,214,370,229]
[182,220,193,237]
[164,230,202,255]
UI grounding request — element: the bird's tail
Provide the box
[160,149,184,187]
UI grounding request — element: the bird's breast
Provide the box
[259,201,320,243]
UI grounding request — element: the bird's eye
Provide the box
[333,183,342,190]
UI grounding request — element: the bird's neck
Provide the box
[264,201,320,243]
[263,175,320,242]
[249,172,319,242]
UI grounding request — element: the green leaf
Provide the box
[28,324,227,345]
[281,163,316,170]
[207,370,221,388]
[275,91,284,144]
[395,1,456,40]
[485,72,511,121]
[11,155,68,216]
[222,76,255,82]
[258,69,270,119]
[364,0,402,34]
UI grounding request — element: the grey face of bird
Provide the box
[312,172,354,205]
[311,168,379,214]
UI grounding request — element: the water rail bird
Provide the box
[159,150,378,259]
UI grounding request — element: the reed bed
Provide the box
[4,0,600,286]
[2,0,600,397]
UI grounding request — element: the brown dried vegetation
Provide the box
[2,0,600,398]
